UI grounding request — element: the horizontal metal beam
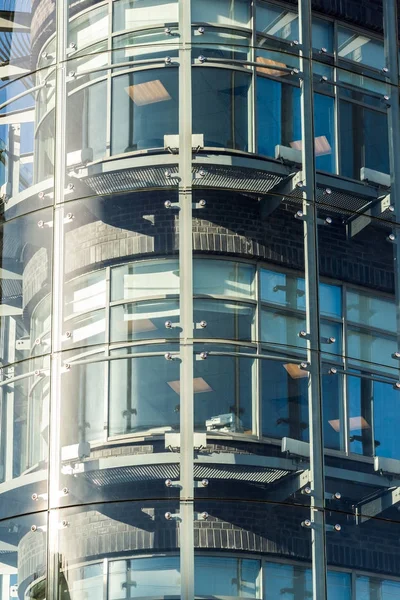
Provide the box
[266,469,310,502]
[355,486,400,524]
[347,193,392,238]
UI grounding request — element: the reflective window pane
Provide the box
[338,26,384,71]
[109,346,180,436]
[347,327,396,372]
[339,101,389,179]
[191,27,250,61]
[110,299,180,342]
[356,576,400,599]
[109,556,180,597]
[192,0,250,27]
[194,349,254,434]
[314,93,335,173]
[113,29,178,63]
[312,18,333,53]
[194,299,255,341]
[257,77,301,159]
[256,2,298,41]
[67,79,108,163]
[194,259,255,299]
[261,269,305,309]
[346,289,395,331]
[0,210,52,366]
[113,0,179,31]
[61,351,106,445]
[112,68,178,154]
[195,557,260,597]
[111,260,179,301]
[193,68,250,151]
[69,5,109,51]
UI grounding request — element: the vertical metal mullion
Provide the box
[105,0,113,157]
[333,20,340,175]
[298,1,327,599]
[104,266,111,440]
[178,0,194,598]
[250,0,256,154]
[383,0,400,376]
[341,284,349,455]
[48,0,68,599]
[255,264,261,439]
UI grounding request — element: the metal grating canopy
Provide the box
[82,462,291,487]
[78,162,286,197]
[193,164,286,194]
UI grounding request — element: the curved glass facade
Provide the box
[1,0,400,598]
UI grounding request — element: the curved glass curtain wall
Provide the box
[0,0,392,218]
[0,0,400,598]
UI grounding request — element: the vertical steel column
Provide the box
[48,0,68,598]
[178,0,195,598]
[298,1,327,598]
[383,0,400,365]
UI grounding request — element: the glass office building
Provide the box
[1,0,400,597]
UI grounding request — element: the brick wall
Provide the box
[56,191,394,294]
[17,500,400,581]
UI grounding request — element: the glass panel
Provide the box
[339,99,389,179]
[59,344,182,506]
[347,289,395,331]
[109,344,180,436]
[314,92,335,173]
[111,299,180,343]
[312,18,333,54]
[113,0,179,32]
[192,0,250,27]
[348,373,400,458]
[57,501,180,598]
[261,270,341,318]
[0,1,56,79]
[63,271,107,349]
[260,269,305,309]
[113,29,179,63]
[0,71,55,215]
[338,26,384,72]
[356,576,400,599]
[192,67,250,151]
[257,75,301,159]
[112,259,179,301]
[347,327,396,373]
[61,348,106,446]
[317,209,397,373]
[0,356,49,519]
[109,556,180,597]
[256,1,298,41]
[191,27,250,61]
[0,513,47,600]
[195,556,260,597]
[264,563,351,599]
[261,309,341,356]
[193,345,254,435]
[68,4,109,51]
[112,68,179,154]
[65,271,106,317]
[67,78,108,164]
[193,299,255,342]
[261,358,341,449]
[0,209,53,367]
[193,259,255,299]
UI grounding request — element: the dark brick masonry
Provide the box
[22,189,396,322]
[18,499,400,587]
